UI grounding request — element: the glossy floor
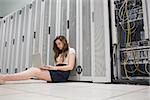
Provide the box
[0,80,149,100]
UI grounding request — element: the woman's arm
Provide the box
[40,53,76,71]
[54,53,76,71]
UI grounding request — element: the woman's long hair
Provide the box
[53,35,69,63]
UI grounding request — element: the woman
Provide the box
[0,35,76,84]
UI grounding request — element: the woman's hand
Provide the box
[39,65,57,70]
[39,65,50,70]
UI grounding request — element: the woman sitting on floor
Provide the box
[0,35,76,84]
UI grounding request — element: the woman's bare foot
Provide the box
[0,79,5,85]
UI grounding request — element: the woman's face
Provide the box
[55,39,64,50]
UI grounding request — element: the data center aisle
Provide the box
[0,80,149,100]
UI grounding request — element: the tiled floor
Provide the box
[0,80,149,100]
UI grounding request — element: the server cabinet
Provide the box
[79,0,92,81]
[33,0,41,55]
[0,19,4,73]
[69,0,111,82]
[3,16,10,73]
[111,0,150,84]
[47,0,69,65]
[68,0,78,80]
[91,0,111,82]
[35,0,49,65]
[24,2,35,69]
[0,18,7,73]
[14,10,24,72]
[55,0,61,36]
[49,0,57,65]
[60,0,67,37]
[0,0,111,83]
[10,12,19,73]
[6,14,15,73]
[46,0,52,65]
[41,0,49,65]
[33,0,57,66]
[20,7,28,71]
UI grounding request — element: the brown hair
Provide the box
[53,35,69,63]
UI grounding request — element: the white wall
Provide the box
[0,0,32,17]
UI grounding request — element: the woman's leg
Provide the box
[0,67,51,81]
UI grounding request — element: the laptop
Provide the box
[32,53,43,67]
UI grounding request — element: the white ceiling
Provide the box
[0,0,32,17]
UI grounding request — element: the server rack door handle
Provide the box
[34,32,36,38]
[5,41,7,47]
[48,27,51,34]
[67,20,69,29]
[30,4,32,9]
[13,39,15,45]
[22,36,24,42]
[11,16,13,19]
[19,10,22,15]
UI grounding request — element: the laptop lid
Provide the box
[32,53,42,67]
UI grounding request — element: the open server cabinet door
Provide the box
[111,0,150,84]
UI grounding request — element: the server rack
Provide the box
[49,0,57,65]
[0,18,7,73]
[69,0,111,83]
[46,0,52,65]
[6,14,15,73]
[10,12,19,73]
[0,19,3,73]
[33,0,41,55]
[68,0,78,80]
[91,0,111,82]
[14,10,24,72]
[110,0,150,84]
[25,2,35,69]
[0,19,3,72]
[0,0,114,83]
[20,7,28,72]
[3,16,10,74]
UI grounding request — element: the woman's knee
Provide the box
[28,67,42,74]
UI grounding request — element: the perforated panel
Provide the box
[10,13,19,73]
[94,0,106,77]
[3,18,9,73]
[0,21,2,56]
[0,19,7,73]
[34,0,41,54]
[20,7,28,71]
[25,3,35,68]
[69,0,76,76]
[42,0,49,64]
[18,10,25,72]
[0,20,2,73]
[82,0,91,76]
[60,0,67,36]
[14,10,24,72]
[49,0,57,65]
[5,17,12,73]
